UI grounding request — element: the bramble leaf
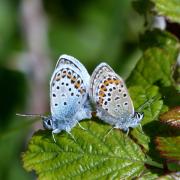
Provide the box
[22,121,146,179]
[139,30,180,52]
[127,30,180,88]
[156,136,180,161]
[129,86,164,125]
[167,162,180,172]
[22,10,180,179]
[151,0,180,23]
[160,106,180,128]
[127,47,178,88]
[129,85,165,151]
[137,169,159,180]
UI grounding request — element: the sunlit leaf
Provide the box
[127,29,180,89]
[151,0,180,23]
[137,169,159,180]
[127,48,178,88]
[23,120,146,179]
[129,85,165,151]
[139,30,180,52]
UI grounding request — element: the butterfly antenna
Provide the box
[137,95,161,112]
[125,129,129,137]
[52,131,57,143]
[121,129,129,145]
[16,113,47,119]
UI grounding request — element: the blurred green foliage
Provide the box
[44,0,144,76]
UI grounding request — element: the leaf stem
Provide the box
[145,156,163,169]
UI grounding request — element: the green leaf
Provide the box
[129,85,165,151]
[151,0,180,23]
[167,161,180,172]
[139,30,180,52]
[156,136,180,161]
[127,47,178,88]
[129,86,163,125]
[127,30,180,88]
[22,121,146,179]
[160,106,180,128]
[137,169,159,180]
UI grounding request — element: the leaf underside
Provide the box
[160,106,180,128]
[156,136,180,161]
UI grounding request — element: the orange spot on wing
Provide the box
[108,78,121,85]
[100,87,107,92]
[70,76,76,84]
[104,81,109,86]
[79,87,85,94]
[99,91,106,97]
[98,97,104,105]
[67,74,72,78]
[114,79,120,85]
[56,77,61,81]
[74,82,81,89]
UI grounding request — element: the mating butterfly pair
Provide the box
[19,54,144,141]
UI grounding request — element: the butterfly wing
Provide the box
[50,55,90,120]
[90,63,134,119]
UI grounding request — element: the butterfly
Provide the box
[89,62,144,133]
[18,54,92,142]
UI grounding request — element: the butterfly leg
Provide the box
[125,128,129,136]
[139,123,142,130]
[66,131,76,142]
[52,131,56,143]
[136,123,145,134]
[52,128,61,143]
[103,127,114,141]
[76,121,86,131]
[121,129,129,145]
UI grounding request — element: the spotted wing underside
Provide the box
[90,63,134,118]
[50,55,90,120]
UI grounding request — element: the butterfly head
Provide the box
[42,116,53,130]
[134,112,144,123]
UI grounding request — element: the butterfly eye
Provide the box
[136,112,144,120]
[138,113,141,118]
[43,117,53,130]
[47,119,51,126]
